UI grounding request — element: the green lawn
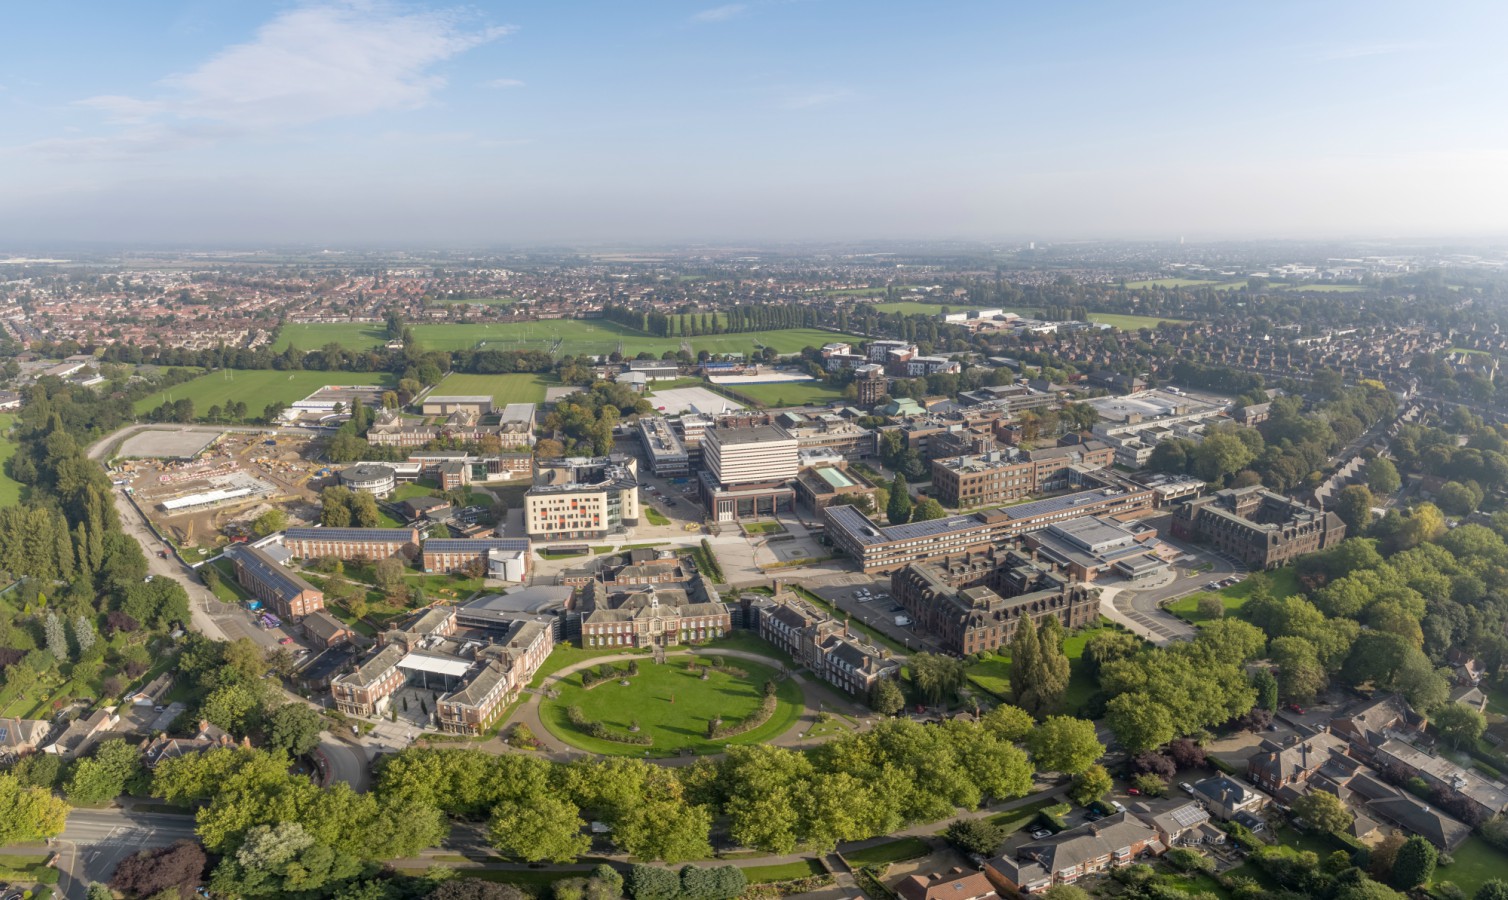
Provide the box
[644,507,670,526]
[985,797,1062,832]
[1430,835,1508,897]
[740,860,826,883]
[0,852,60,886]
[539,655,803,757]
[1166,566,1300,624]
[965,651,1013,697]
[645,376,709,393]
[429,372,555,405]
[0,414,24,506]
[133,369,393,418]
[724,380,847,408]
[844,837,929,867]
[274,323,389,351]
[1087,313,1190,330]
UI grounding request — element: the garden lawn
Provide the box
[1166,567,1300,624]
[540,655,803,757]
[1430,835,1508,897]
[965,651,1012,698]
[0,414,22,506]
[844,838,929,867]
[644,507,670,526]
[986,797,1061,833]
[727,380,847,408]
[133,369,393,418]
[740,860,826,883]
[430,372,555,405]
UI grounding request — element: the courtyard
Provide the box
[539,652,803,757]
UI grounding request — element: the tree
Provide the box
[911,498,947,522]
[1027,716,1104,775]
[373,558,408,595]
[1475,881,1508,900]
[1366,457,1402,495]
[1433,702,1488,749]
[1196,595,1225,620]
[266,703,324,758]
[1194,431,1257,483]
[944,819,1007,856]
[1292,790,1352,835]
[1333,484,1375,534]
[252,508,288,538]
[73,614,97,656]
[1010,615,1068,715]
[1105,693,1176,753]
[909,653,967,706]
[1270,636,1329,705]
[109,840,208,900]
[1070,764,1113,806]
[1131,773,1168,796]
[887,474,913,525]
[66,739,145,805]
[45,609,69,661]
[1391,835,1437,890]
[86,884,114,900]
[488,794,589,863]
[628,865,681,900]
[1252,669,1279,711]
[0,772,70,845]
[868,679,905,716]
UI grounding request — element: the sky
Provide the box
[3,0,1508,246]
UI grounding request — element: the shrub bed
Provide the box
[566,705,653,745]
[709,691,778,740]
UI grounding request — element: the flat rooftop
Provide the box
[713,424,793,445]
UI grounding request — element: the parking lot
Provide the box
[806,576,947,653]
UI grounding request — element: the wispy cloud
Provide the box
[485,78,526,89]
[1314,41,1431,62]
[40,1,512,158]
[691,4,747,23]
[780,87,853,110]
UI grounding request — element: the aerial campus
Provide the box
[6,3,1508,900]
[6,244,1508,900]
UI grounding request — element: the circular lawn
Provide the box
[540,655,803,757]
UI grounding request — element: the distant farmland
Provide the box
[134,370,394,418]
[275,321,861,358]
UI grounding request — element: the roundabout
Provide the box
[538,652,804,757]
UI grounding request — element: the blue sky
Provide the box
[3,0,1506,245]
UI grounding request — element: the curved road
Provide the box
[86,423,371,793]
[503,647,867,763]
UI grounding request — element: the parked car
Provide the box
[1110,800,1126,813]
[1180,782,1195,794]
[1287,703,1306,714]
[1029,829,1052,839]
[1127,787,1140,796]
[279,637,293,645]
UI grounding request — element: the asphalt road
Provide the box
[53,808,200,900]
[1105,539,1244,643]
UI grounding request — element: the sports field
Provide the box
[133,370,394,417]
[724,380,847,408]
[0,414,23,506]
[275,321,861,358]
[1088,313,1191,329]
[274,323,388,351]
[429,373,556,405]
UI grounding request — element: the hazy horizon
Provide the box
[5,0,1508,246]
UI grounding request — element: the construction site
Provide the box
[118,431,331,552]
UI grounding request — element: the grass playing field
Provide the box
[1087,313,1191,330]
[429,373,556,405]
[133,370,394,417]
[540,654,803,757]
[0,414,23,506]
[723,380,847,408]
[274,321,863,358]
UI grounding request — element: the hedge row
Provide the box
[565,705,653,745]
[708,693,777,740]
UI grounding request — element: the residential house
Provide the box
[302,609,357,647]
[0,718,53,759]
[1329,694,1425,763]
[1131,800,1223,848]
[986,812,1161,893]
[897,870,999,900]
[1371,739,1508,823]
[44,708,119,758]
[1191,775,1270,822]
[1246,732,1351,794]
